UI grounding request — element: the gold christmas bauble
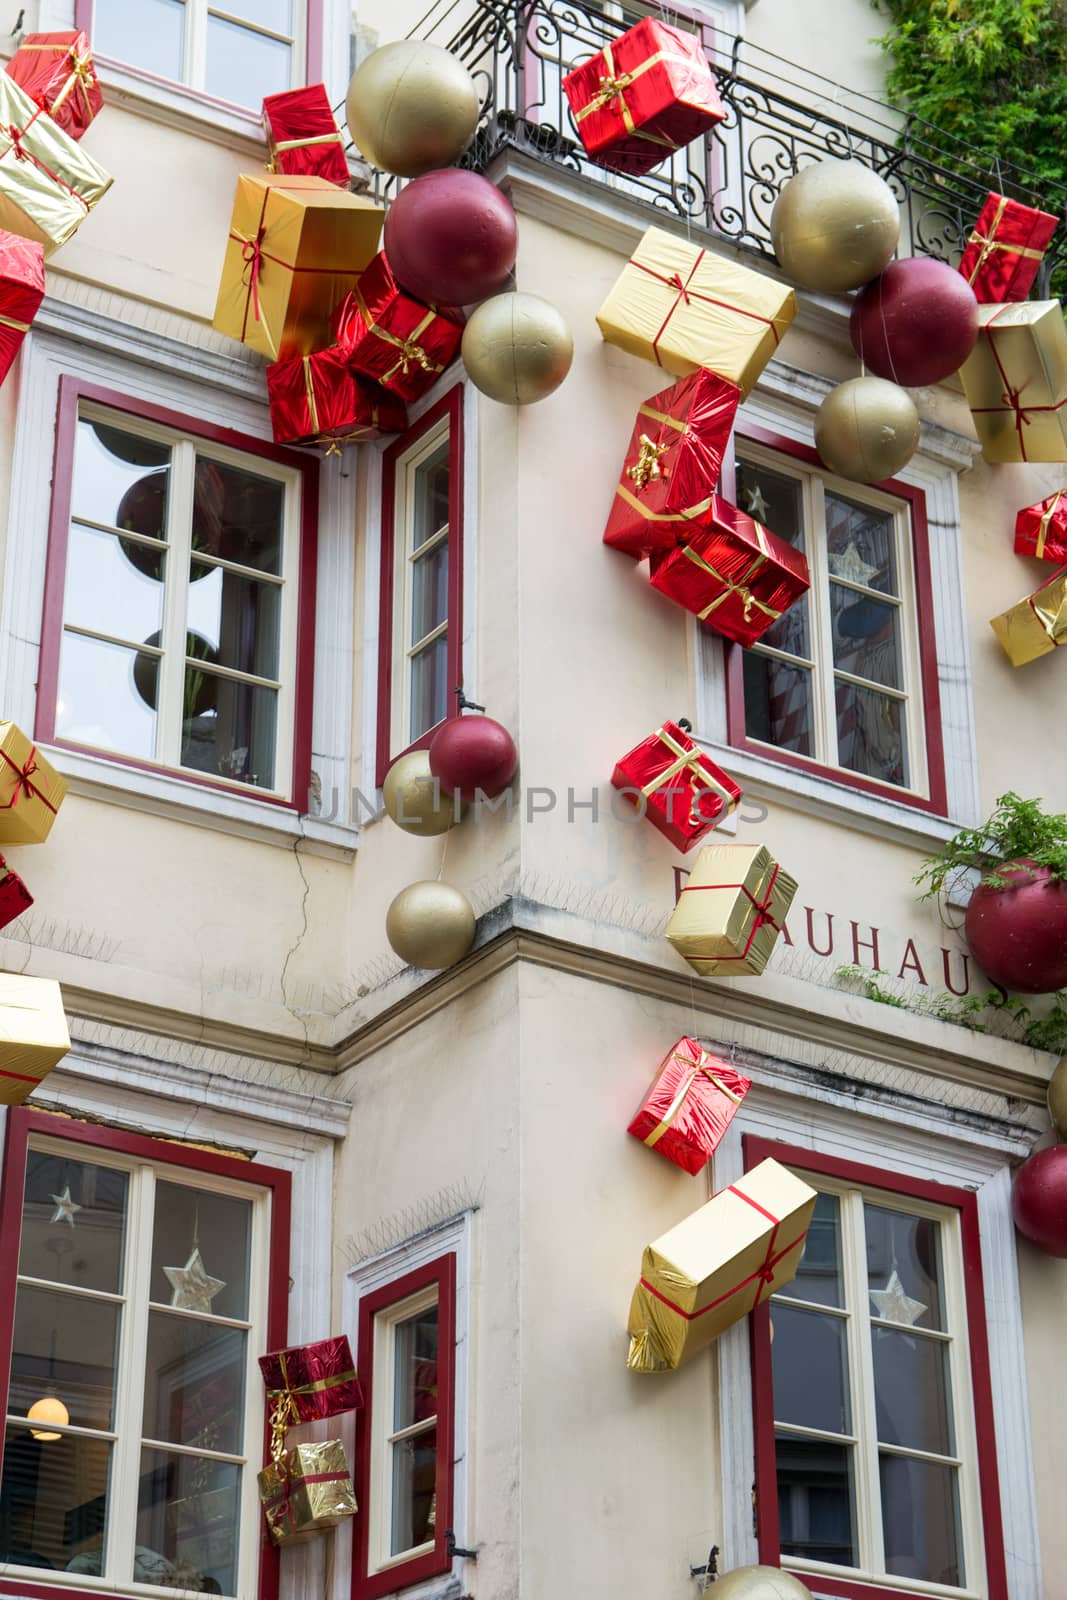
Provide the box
[386,881,476,970]
[814,376,920,484]
[461,292,574,405]
[346,41,479,178]
[713,1567,814,1600]
[1048,1056,1067,1138]
[383,751,462,837]
[771,159,900,293]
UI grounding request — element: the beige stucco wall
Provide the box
[1017,1241,1067,1595]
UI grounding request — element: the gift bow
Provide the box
[678,527,780,625]
[350,286,443,385]
[0,744,59,816]
[643,1047,744,1149]
[627,431,670,492]
[267,1351,359,1462]
[965,195,1046,286]
[49,50,97,119]
[574,38,693,149]
[971,312,1067,462]
[300,355,383,454]
[632,249,784,367]
[639,723,736,827]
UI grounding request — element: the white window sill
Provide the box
[367,1574,465,1600]
[51,745,358,860]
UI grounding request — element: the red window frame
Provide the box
[0,1107,292,1600]
[745,1134,1008,1600]
[352,1254,457,1600]
[38,375,320,812]
[73,0,324,112]
[376,385,465,788]
[725,426,948,816]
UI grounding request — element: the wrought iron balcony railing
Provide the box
[390,0,1067,295]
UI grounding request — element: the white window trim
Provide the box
[0,297,359,860]
[390,418,453,758]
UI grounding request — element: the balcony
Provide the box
[390,0,1067,293]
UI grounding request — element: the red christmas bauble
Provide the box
[849,258,978,387]
[964,860,1067,994]
[1012,1146,1067,1258]
[429,714,517,801]
[383,170,517,307]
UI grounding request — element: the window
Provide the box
[377,387,464,786]
[0,1110,290,1600]
[38,380,318,808]
[353,1256,456,1600]
[748,1138,1007,1600]
[726,433,947,815]
[75,0,312,108]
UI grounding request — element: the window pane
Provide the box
[149,1184,251,1321]
[137,1447,241,1594]
[776,1433,858,1568]
[394,1305,438,1432]
[189,561,281,681]
[65,524,165,644]
[390,1424,437,1557]
[831,585,903,689]
[72,419,171,537]
[9,1286,120,1431]
[771,1304,851,1435]
[776,1192,843,1308]
[826,492,898,595]
[412,442,450,550]
[57,632,158,759]
[194,458,283,575]
[743,652,813,756]
[866,1205,945,1330]
[410,635,449,741]
[872,1327,954,1457]
[0,1425,112,1574]
[221,0,292,30]
[143,1313,246,1454]
[735,462,804,549]
[181,672,278,790]
[411,544,448,647]
[880,1453,962,1587]
[835,680,907,788]
[19,1155,127,1294]
[757,594,810,660]
[205,16,291,103]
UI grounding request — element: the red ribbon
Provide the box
[0,744,58,815]
[972,315,1067,461]
[640,1180,807,1321]
[633,253,781,366]
[680,863,781,962]
[0,110,91,214]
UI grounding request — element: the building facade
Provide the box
[0,3,1063,1600]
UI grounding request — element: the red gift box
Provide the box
[649,495,810,648]
[5,31,102,142]
[611,719,741,853]
[627,1036,751,1175]
[1014,490,1067,564]
[0,231,43,387]
[262,84,349,188]
[958,192,1058,304]
[332,253,464,402]
[603,369,740,559]
[0,855,32,932]
[267,346,406,451]
[259,1336,364,1432]
[563,17,725,178]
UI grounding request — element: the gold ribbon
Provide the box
[317,421,381,456]
[627,432,670,492]
[965,195,1045,284]
[638,400,687,434]
[352,284,442,383]
[1035,491,1064,559]
[273,132,344,152]
[574,40,694,149]
[680,533,780,625]
[302,356,320,436]
[267,1356,359,1461]
[638,724,736,841]
[644,1048,743,1149]
[0,312,30,333]
[615,481,714,524]
[20,44,97,119]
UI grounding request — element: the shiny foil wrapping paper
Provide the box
[666,842,797,978]
[627,1157,818,1371]
[603,369,740,559]
[611,719,742,853]
[562,17,725,178]
[649,494,810,647]
[959,300,1067,464]
[259,1336,364,1430]
[5,30,103,142]
[626,1036,751,1175]
[258,1440,357,1546]
[0,720,67,844]
[597,225,796,397]
[332,252,464,402]
[262,84,350,187]
[0,230,44,385]
[958,191,1058,305]
[990,565,1067,666]
[0,973,70,1107]
[266,346,406,450]
[1014,490,1067,564]
[0,73,111,252]
[0,854,33,932]
[213,173,383,361]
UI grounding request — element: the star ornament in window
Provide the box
[163,1248,226,1314]
[869,1268,927,1328]
[743,482,770,521]
[829,540,881,588]
[49,1186,82,1227]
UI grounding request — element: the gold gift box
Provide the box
[0,73,111,253]
[666,843,797,977]
[0,721,67,844]
[959,301,1067,464]
[213,173,383,361]
[257,1440,356,1546]
[628,1156,817,1372]
[596,225,796,399]
[0,974,70,1107]
[990,566,1067,666]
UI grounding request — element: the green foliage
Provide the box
[915,791,1067,898]
[834,963,910,1006]
[834,963,1067,1050]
